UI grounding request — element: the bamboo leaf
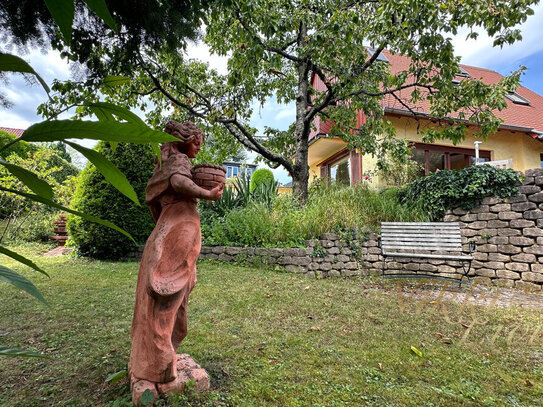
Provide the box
[0,187,135,242]
[0,346,50,358]
[0,265,48,306]
[21,120,176,144]
[410,346,423,357]
[44,0,75,45]
[0,159,53,200]
[85,102,145,124]
[65,141,140,205]
[105,369,127,384]
[0,53,50,93]
[0,246,49,277]
[102,76,130,87]
[82,0,117,32]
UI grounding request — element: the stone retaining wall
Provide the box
[199,232,372,278]
[442,168,543,290]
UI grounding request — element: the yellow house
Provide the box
[308,51,543,187]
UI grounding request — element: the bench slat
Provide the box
[381,226,459,231]
[382,222,460,226]
[382,245,462,251]
[383,251,473,260]
[381,235,462,242]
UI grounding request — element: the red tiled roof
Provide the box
[0,127,25,138]
[310,50,543,140]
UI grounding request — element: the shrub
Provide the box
[398,164,521,221]
[0,130,36,160]
[249,168,275,192]
[68,142,155,260]
[201,183,428,247]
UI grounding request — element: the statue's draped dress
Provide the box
[129,153,200,383]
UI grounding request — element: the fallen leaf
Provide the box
[434,332,444,338]
[420,342,426,348]
[306,315,313,320]
[410,346,423,357]
[483,353,490,358]
[310,326,322,331]
[266,294,273,298]
[304,286,310,290]
[426,360,432,366]
[526,379,533,387]
[443,338,452,345]
[378,363,383,370]
[453,332,461,337]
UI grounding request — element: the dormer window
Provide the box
[457,66,470,77]
[505,92,530,106]
[367,47,389,63]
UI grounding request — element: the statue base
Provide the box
[131,354,210,405]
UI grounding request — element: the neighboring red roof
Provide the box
[310,50,543,140]
[0,127,25,138]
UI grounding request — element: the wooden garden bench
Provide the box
[380,222,474,285]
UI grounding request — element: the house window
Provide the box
[232,166,238,176]
[505,92,530,106]
[413,143,491,175]
[329,155,351,186]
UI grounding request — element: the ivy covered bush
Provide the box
[68,142,155,260]
[398,164,522,221]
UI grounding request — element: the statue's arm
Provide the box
[170,174,223,201]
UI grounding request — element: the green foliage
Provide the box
[202,183,428,247]
[68,142,155,260]
[249,168,275,192]
[0,130,35,160]
[398,165,522,221]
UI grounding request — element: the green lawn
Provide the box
[1,245,542,406]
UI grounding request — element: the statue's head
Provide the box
[162,120,204,159]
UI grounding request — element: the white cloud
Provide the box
[274,107,295,121]
[452,3,543,68]
[185,41,229,75]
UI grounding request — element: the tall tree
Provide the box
[43,0,537,202]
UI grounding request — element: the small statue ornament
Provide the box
[129,121,224,405]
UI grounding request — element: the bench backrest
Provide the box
[380,222,463,253]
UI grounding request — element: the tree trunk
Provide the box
[292,22,310,205]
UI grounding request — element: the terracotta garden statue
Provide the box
[129,120,225,405]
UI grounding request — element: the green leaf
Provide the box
[102,76,130,87]
[44,0,75,45]
[82,0,117,32]
[150,143,162,167]
[0,53,50,94]
[105,369,127,384]
[0,346,50,358]
[85,102,145,124]
[21,120,176,144]
[0,265,48,306]
[0,246,49,277]
[64,141,140,205]
[410,346,423,357]
[140,389,155,405]
[0,159,53,200]
[0,187,135,243]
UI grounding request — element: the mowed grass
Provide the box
[1,245,543,406]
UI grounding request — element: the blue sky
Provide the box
[2,4,543,183]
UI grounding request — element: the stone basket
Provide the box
[191,164,226,190]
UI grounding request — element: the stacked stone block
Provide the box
[443,168,543,290]
[199,232,366,278]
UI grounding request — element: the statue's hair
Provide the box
[158,120,204,164]
[164,120,204,142]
